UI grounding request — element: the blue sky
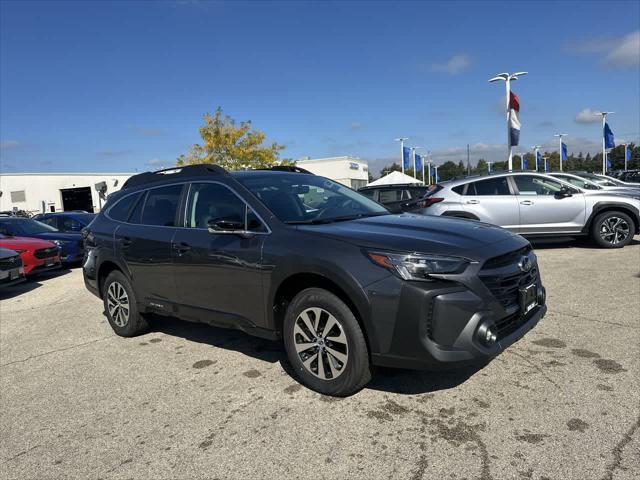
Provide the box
[1,0,639,175]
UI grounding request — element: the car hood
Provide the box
[0,236,57,250]
[30,232,82,242]
[296,214,529,260]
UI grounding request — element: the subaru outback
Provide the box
[83,165,546,396]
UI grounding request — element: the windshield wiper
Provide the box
[285,212,389,225]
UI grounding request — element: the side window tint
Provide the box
[107,192,141,222]
[378,189,400,203]
[471,178,511,195]
[141,185,183,226]
[246,209,267,232]
[38,217,57,227]
[452,185,465,195]
[186,183,251,230]
[360,190,375,199]
[128,192,146,224]
[62,218,82,231]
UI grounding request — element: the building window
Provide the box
[351,179,367,190]
[10,190,26,203]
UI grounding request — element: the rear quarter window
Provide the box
[107,192,142,222]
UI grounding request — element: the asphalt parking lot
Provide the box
[1,239,639,480]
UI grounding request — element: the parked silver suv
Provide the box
[421,172,640,248]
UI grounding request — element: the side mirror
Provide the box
[207,219,254,239]
[555,186,573,198]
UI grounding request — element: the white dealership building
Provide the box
[0,173,134,214]
[295,156,369,190]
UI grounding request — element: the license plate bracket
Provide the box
[520,283,537,315]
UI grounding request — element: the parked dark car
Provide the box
[0,247,26,288]
[32,212,96,233]
[358,184,434,213]
[0,217,83,264]
[83,164,546,396]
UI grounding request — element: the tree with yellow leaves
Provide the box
[177,107,290,170]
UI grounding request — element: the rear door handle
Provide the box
[520,200,534,205]
[466,200,480,204]
[172,242,191,254]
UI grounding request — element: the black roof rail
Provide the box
[262,165,314,174]
[122,164,228,189]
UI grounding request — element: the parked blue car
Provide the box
[32,212,96,233]
[0,217,84,264]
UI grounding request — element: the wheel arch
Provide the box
[96,259,128,297]
[441,210,480,220]
[583,202,640,234]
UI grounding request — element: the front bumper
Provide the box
[367,258,546,370]
[0,267,26,288]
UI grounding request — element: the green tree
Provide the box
[177,107,288,170]
[475,159,488,173]
[379,162,402,177]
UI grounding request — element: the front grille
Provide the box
[34,247,59,259]
[480,266,538,311]
[482,245,532,270]
[494,311,529,339]
[0,255,21,270]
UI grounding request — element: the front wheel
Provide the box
[283,288,371,397]
[590,211,635,248]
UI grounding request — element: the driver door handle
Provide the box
[466,200,480,204]
[520,200,534,205]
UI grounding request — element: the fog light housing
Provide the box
[477,323,497,346]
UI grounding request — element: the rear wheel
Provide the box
[591,211,635,248]
[283,288,371,397]
[102,270,148,336]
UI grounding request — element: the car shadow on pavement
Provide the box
[0,268,72,300]
[530,237,640,250]
[147,314,483,395]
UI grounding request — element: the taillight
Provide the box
[419,197,444,208]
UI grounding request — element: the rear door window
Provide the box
[467,177,511,195]
[378,189,401,203]
[513,175,563,196]
[107,192,142,222]
[141,185,183,226]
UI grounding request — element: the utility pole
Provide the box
[554,134,568,172]
[394,137,409,175]
[489,71,528,171]
[597,112,614,174]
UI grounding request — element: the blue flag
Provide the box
[561,142,568,161]
[604,123,615,149]
[522,157,528,169]
[536,150,542,169]
[607,156,612,168]
[544,159,549,172]
[435,170,440,182]
[627,147,633,161]
[415,153,422,172]
[402,146,411,170]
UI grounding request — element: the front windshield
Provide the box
[0,219,59,235]
[236,173,389,223]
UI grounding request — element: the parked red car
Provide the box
[0,234,61,276]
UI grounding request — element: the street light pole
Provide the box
[487,161,493,173]
[394,137,409,175]
[597,112,614,174]
[489,71,528,172]
[543,156,548,172]
[410,147,422,179]
[531,145,542,171]
[554,134,568,172]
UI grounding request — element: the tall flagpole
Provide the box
[427,161,432,185]
[410,147,422,179]
[489,71,527,172]
[622,143,628,171]
[395,137,409,175]
[554,134,567,172]
[487,161,493,173]
[531,145,541,172]
[598,112,614,174]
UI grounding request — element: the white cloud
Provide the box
[145,158,173,169]
[431,54,470,75]
[0,140,20,150]
[569,30,639,67]
[575,108,602,124]
[349,122,363,130]
[605,31,640,66]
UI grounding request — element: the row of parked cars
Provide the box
[360,170,640,248]
[0,212,94,290]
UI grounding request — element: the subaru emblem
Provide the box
[518,256,532,273]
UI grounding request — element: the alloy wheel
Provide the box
[107,281,130,327]
[599,216,630,245]
[293,307,349,380]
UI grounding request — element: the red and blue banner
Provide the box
[508,91,520,147]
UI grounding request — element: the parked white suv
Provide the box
[419,172,640,248]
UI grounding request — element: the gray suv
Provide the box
[421,172,640,248]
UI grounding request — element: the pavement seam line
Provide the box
[0,336,112,368]
[601,414,640,480]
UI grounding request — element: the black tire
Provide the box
[283,288,371,397]
[102,270,148,337]
[590,211,635,248]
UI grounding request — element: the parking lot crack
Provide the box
[600,414,640,480]
[0,336,112,368]
[508,350,561,390]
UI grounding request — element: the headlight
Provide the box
[366,251,469,281]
